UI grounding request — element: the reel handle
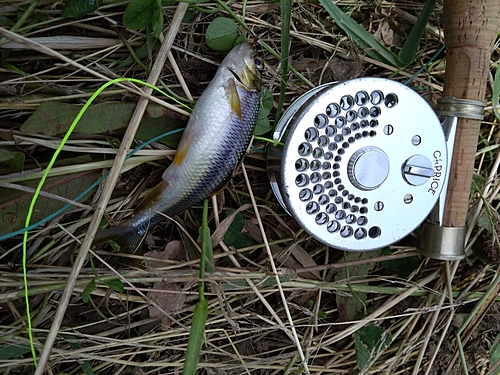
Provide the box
[441,0,500,228]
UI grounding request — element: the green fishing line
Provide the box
[21,77,191,367]
[0,127,185,242]
[404,44,445,85]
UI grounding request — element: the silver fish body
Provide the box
[94,42,263,250]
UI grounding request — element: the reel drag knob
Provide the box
[347,147,390,190]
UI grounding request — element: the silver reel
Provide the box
[268,78,451,252]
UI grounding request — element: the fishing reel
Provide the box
[268,77,462,259]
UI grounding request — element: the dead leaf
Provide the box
[373,19,403,48]
[270,226,320,279]
[148,282,186,328]
[328,57,364,81]
[145,242,186,328]
[144,240,184,268]
[0,156,99,236]
[288,243,318,274]
[269,243,320,280]
[244,217,263,243]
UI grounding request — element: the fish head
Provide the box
[222,42,263,91]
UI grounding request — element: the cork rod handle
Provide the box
[442,0,500,228]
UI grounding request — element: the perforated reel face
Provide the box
[279,78,447,251]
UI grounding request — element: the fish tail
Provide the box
[92,223,145,252]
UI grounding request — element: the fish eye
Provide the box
[254,57,264,70]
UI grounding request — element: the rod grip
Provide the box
[441,0,500,228]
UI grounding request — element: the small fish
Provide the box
[94,42,263,251]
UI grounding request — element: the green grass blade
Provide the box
[199,198,214,280]
[182,298,208,375]
[319,0,404,67]
[398,0,437,64]
[181,198,212,374]
[456,333,470,375]
[0,344,32,360]
[0,0,38,44]
[275,0,291,121]
[493,63,500,121]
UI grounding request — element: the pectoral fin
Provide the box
[173,138,190,166]
[225,78,242,120]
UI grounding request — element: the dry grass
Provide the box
[0,0,500,374]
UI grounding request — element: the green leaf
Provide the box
[20,102,186,148]
[398,0,437,64]
[198,219,215,274]
[477,212,495,233]
[354,324,392,371]
[82,279,96,303]
[61,0,103,18]
[490,334,500,374]
[0,344,31,360]
[103,278,125,293]
[0,148,25,172]
[354,334,371,371]
[380,249,421,278]
[222,212,255,249]
[182,299,208,375]
[151,0,164,38]
[357,324,391,349]
[493,63,500,122]
[65,335,95,375]
[108,240,121,252]
[254,87,274,136]
[260,86,274,115]
[116,39,161,69]
[123,0,156,30]
[319,0,404,67]
[0,16,16,26]
[234,33,248,46]
[254,113,272,136]
[205,17,240,51]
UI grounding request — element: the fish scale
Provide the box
[93,42,263,250]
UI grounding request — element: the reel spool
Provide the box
[268,78,448,252]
